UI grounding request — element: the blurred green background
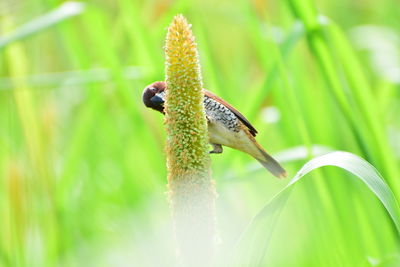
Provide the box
[1,0,400,266]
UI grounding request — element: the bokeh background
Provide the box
[1,0,400,266]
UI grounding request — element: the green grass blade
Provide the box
[0,67,143,90]
[234,151,400,266]
[0,2,85,49]
[285,0,400,198]
[245,21,305,119]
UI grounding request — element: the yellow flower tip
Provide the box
[173,14,187,25]
[164,14,209,172]
[164,16,215,265]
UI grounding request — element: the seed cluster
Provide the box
[163,15,216,266]
[204,96,239,132]
[164,14,210,174]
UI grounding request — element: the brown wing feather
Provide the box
[203,90,258,136]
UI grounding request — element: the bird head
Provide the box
[142,81,166,113]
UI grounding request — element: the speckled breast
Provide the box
[203,95,240,132]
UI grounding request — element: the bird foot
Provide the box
[209,144,223,154]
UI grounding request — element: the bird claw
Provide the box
[209,144,223,154]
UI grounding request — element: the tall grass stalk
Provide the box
[164,15,216,266]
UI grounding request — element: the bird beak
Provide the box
[150,95,164,104]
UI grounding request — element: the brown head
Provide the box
[142,81,167,113]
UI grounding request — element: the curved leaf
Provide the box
[234,151,400,266]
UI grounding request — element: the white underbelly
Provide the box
[208,121,253,153]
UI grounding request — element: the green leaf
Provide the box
[0,1,85,49]
[234,151,400,266]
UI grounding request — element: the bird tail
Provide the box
[255,146,287,179]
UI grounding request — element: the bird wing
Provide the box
[203,90,258,137]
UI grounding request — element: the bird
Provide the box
[142,81,287,178]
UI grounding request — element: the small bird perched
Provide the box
[142,81,287,178]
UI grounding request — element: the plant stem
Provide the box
[164,14,216,266]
